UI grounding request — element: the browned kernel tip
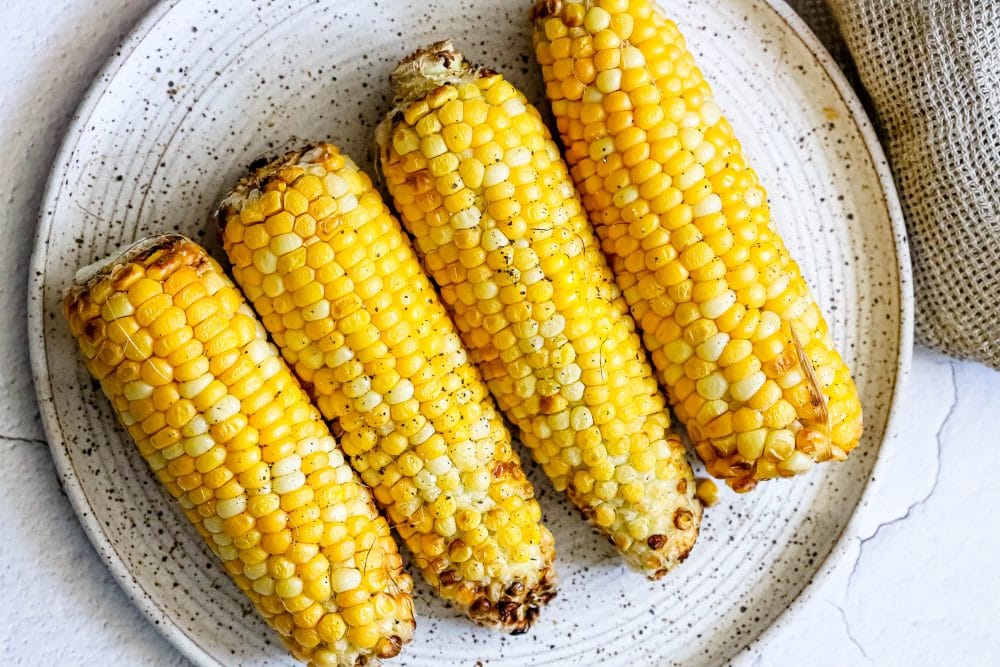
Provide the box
[673,508,694,531]
[462,563,558,634]
[491,460,517,478]
[647,534,667,550]
[676,478,688,494]
[730,475,758,493]
[562,6,583,26]
[375,634,404,659]
[531,0,562,21]
[439,569,460,587]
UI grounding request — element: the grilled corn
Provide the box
[63,235,414,667]
[218,144,556,630]
[532,0,863,490]
[378,42,700,578]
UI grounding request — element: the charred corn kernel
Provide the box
[533,0,863,492]
[379,41,700,579]
[219,144,555,631]
[63,236,414,667]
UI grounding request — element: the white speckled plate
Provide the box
[28,0,912,665]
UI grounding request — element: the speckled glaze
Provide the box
[27,1,911,666]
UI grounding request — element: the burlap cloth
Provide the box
[786,0,1000,369]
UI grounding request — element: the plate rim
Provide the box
[726,0,915,658]
[26,0,914,665]
[26,1,217,664]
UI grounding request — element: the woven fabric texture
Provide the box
[787,0,1000,368]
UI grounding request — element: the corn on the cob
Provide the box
[377,42,700,578]
[218,144,556,630]
[63,235,414,667]
[532,0,863,491]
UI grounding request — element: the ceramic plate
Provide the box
[28,0,912,664]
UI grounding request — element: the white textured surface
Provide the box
[1,2,998,666]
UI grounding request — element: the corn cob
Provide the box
[377,42,700,578]
[531,0,863,491]
[217,144,556,630]
[63,235,414,667]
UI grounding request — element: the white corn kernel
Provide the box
[701,290,737,319]
[696,373,729,401]
[323,174,349,198]
[452,206,482,229]
[412,420,436,445]
[693,193,723,218]
[343,375,371,399]
[612,184,639,208]
[767,274,791,300]
[752,310,782,341]
[384,379,414,404]
[777,369,804,389]
[584,6,611,32]
[504,146,531,167]
[181,415,209,438]
[244,561,268,580]
[184,433,215,457]
[582,85,603,104]
[332,568,362,593]
[272,454,302,478]
[270,233,303,256]
[700,101,722,126]
[252,249,277,275]
[596,69,622,94]
[273,471,306,495]
[245,338,270,364]
[216,495,247,519]
[302,300,330,321]
[778,450,813,475]
[177,373,213,399]
[731,371,767,402]
[252,577,275,596]
[675,164,706,191]
[338,194,359,213]
[202,516,223,534]
[354,391,382,412]
[744,186,765,208]
[206,395,240,424]
[679,127,703,151]
[483,163,510,188]
[697,332,730,362]
[570,406,594,430]
[621,45,645,69]
[123,380,154,401]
